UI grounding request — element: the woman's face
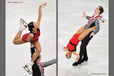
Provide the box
[66,52,72,59]
[32,28,37,33]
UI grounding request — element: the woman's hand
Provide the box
[38,55,41,61]
[90,32,95,37]
[39,3,47,8]
[82,11,87,18]
[62,46,68,51]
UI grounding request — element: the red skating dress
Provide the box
[22,28,40,43]
[67,34,80,52]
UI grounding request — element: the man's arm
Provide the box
[93,18,100,34]
[86,16,91,20]
[82,12,91,20]
[90,18,100,37]
[40,59,56,67]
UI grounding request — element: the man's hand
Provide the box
[39,3,47,8]
[90,33,95,37]
[82,11,87,18]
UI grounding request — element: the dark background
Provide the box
[0,0,5,76]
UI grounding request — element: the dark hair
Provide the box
[99,6,104,14]
[28,22,34,32]
[66,53,71,59]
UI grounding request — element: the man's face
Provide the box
[94,6,100,14]
[66,52,72,59]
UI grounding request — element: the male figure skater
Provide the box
[28,46,56,76]
[73,6,104,66]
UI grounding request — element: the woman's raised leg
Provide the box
[13,31,25,45]
[13,19,27,45]
[78,26,95,41]
[76,24,86,34]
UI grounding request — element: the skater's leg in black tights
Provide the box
[73,32,93,66]
[80,31,93,62]
[32,63,41,76]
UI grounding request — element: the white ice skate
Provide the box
[19,18,27,31]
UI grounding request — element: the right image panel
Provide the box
[58,0,109,76]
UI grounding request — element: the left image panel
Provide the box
[6,0,56,76]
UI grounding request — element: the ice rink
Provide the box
[6,0,56,76]
[58,0,109,76]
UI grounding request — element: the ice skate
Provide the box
[19,18,27,31]
[23,61,33,74]
[23,65,32,74]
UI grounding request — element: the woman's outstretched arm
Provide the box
[35,3,47,28]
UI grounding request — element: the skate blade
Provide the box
[20,18,28,27]
[23,66,32,74]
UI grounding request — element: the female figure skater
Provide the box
[13,3,47,73]
[63,6,104,63]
